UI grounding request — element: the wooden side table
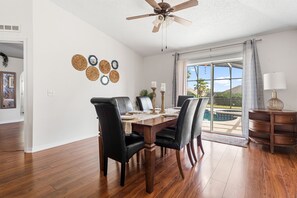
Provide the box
[249,109,297,153]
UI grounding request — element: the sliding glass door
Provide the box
[187,60,243,136]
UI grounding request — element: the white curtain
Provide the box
[172,53,187,106]
[242,39,265,138]
[172,53,178,107]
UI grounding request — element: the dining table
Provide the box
[97,108,180,193]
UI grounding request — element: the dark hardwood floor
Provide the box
[0,123,297,197]
[0,122,24,151]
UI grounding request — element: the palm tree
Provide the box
[188,66,209,97]
[194,79,209,97]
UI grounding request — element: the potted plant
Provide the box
[139,89,153,100]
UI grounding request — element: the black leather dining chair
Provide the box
[136,96,153,111]
[113,97,133,115]
[90,97,144,186]
[190,98,209,162]
[177,95,194,107]
[155,98,199,179]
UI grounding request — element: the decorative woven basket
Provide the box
[109,70,120,83]
[86,66,100,81]
[72,54,87,71]
[99,60,111,74]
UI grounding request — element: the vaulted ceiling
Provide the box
[2,1,297,58]
[51,0,297,56]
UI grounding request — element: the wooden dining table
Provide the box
[97,114,177,193]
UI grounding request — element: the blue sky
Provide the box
[187,65,242,92]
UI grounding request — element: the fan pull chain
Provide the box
[161,26,163,52]
[161,23,164,52]
[165,22,167,49]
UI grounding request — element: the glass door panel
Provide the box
[187,61,243,136]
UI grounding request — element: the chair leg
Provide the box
[186,144,195,166]
[197,136,205,154]
[120,162,126,186]
[161,147,164,157]
[176,150,184,179]
[190,141,197,162]
[103,156,108,176]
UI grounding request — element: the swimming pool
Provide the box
[203,109,241,121]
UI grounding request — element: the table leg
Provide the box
[145,142,155,193]
[144,127,156,193]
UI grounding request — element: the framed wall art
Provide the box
[0,71,16,109]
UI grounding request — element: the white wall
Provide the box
[0,0,33,151]
[142,30,297,111]
[257,30,297,110]
[0,57,24,123]
[141,53,174,108]
[31,0,143,151]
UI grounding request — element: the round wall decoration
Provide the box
[100,75,109,85]
[111,60,119,69]
[86,66,100,81]
[109,70,120,83]
[72,54,87,71]
[88,55,98,66]
[99,60,111,74]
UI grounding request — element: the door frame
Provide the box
[0,37,31,152]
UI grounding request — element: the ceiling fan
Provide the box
[126,0,198,33]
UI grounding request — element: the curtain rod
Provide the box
[175,38,262,56]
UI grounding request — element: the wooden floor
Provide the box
[0,122,24,151]
[0,123,297,197]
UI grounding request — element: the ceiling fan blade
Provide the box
[126,13,156,20]
[152,23,161,33]
[170,0,198,12]
[170,15,192,26]
[145,0,162,10]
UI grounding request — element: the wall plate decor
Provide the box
[111,60,119,69]
[0,71,16,109]
[86,66,100,81]
[88,55,98,66]
[0,52,9,67]
[109,70,120,83]
[100,75,109,85]
[72,54,87,71]
[99,60,111,74]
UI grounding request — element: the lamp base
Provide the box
[267,98,284,111]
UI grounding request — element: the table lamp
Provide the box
[263,72,287,110]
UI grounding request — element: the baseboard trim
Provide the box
[28,135,98,153]
[0,119,24,124]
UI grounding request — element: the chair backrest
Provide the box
[136,96,153,111]
[175,98,199,149]
[113,97,133,115]
[192,98,209,139]
[177,95,194,107]
[90,97,126,162]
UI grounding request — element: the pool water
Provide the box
[203,109,239,121]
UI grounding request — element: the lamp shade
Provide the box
[263,72,287,90]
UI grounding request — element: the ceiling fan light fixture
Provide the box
[157,15,164,21]
[165,17,174,26]
[152,15,164,27]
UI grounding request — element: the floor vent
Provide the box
[0,25,21,32]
